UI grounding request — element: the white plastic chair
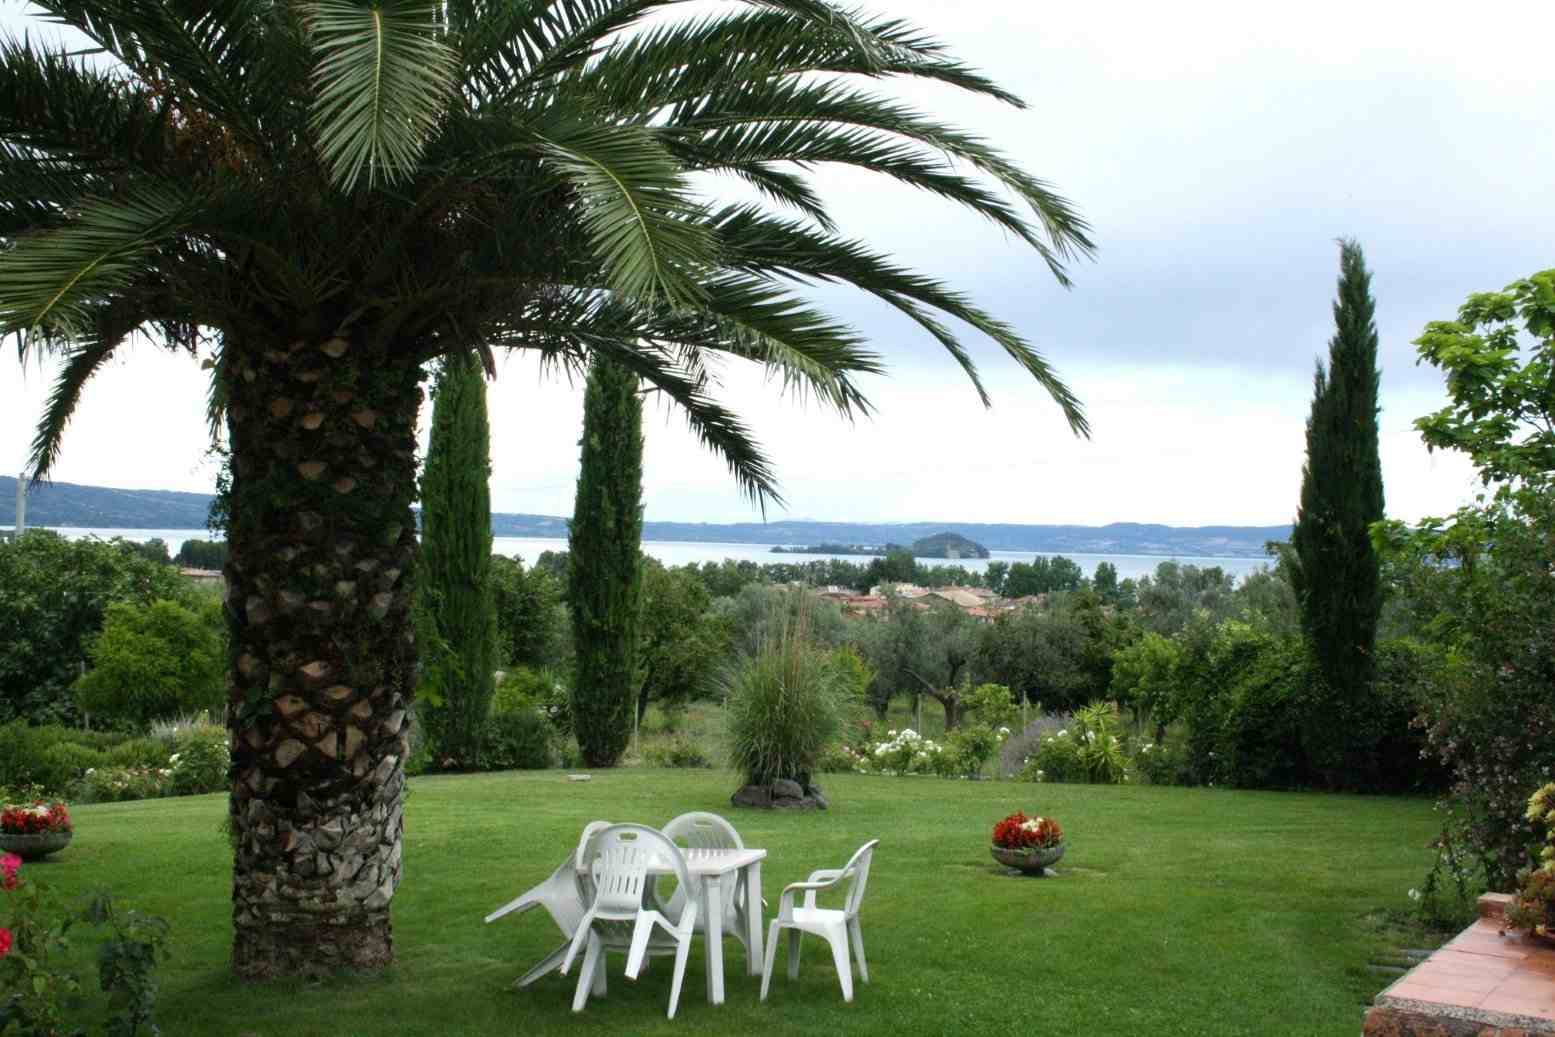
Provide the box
[483,821,611,988]
[760,839,879,1003]
[562,824,700,1018]
[659,812,749,952]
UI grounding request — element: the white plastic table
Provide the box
[578,845,765,1005]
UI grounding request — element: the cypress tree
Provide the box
[568,358,644,767]
[1290,239,1385,785]
[419,351,498,768]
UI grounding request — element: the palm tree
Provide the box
[0,1,1092,978]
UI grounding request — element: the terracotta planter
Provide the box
[0,830,73,861]
[991,842,1064,874]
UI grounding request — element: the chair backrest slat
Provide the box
[841,839,880,918]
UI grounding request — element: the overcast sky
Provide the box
[3,0,1550,526]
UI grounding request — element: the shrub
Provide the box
[1020,701,1130,784]
[1,855,171,1035]
[1504,783,1555,940]
[38,743,106,790]
[104,738,173,770]
[1131,724,1194,786]
[642,736,711,769]
[0,724,164,793]
[814,743,857,774]
[73,598,226,730]
[482,708,552,770]
[168,727,231,796]
[74,767,172,804]
[490,666,557,717]
[724,607,853,787]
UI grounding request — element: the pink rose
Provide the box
[0,927,11,958]
[0,852,19,891]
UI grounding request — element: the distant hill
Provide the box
[1,476,1291,558]
[1,476,214,530]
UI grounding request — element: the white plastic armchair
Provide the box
[482,821,611,989]
[760,839,879,1003]
[659,812,751,945]
[561,824,701,1018]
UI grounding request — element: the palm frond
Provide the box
[462,0,661,100]
[304,0,459,190]
[531,119,713,306]
[667,77,1094,279]
[31,0,267,140]
[0,35,178,176]
[564,6,1023,116]
[589,335,785,510]
[0,185,191,341]
[27,326,121,480]
[710,204,1088,432]
[695,274,877,417]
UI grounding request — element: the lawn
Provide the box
[33,771,1440,1036]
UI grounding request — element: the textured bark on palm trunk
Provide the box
[222,333,421,979]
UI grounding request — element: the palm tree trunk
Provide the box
[222,333,422,979]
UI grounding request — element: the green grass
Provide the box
[35,772,1442,1036]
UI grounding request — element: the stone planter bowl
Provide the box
[991,841,1064,874]
[0,830,73,861]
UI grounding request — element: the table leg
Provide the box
[744,861,764,977]
[703,874,725,1005]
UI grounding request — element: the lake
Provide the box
[40,527,1274,583]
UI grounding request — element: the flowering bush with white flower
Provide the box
[1019,701,1131,784]
[841,728,952,776]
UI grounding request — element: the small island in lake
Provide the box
[909,532,990,559]
[770,542,895,556]
[769,531,989,559]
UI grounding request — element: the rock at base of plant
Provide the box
[771,778,804,800]
[731,781,827,810]
[731,784,773,808]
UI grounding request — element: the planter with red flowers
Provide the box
[0,802,73,861]
[991,811,1064,875]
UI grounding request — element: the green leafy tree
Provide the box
[634,560,729,725]
[489,555,566,670]
[568,359,644,766]
[858,547,918,591]
[1377,268,1555,887]
[0,532,189,725]
[1003,554,1084,597]
[0,2,1091,976]
[1134,561,1237,636]
[1289,240,1385,786]
[1413,269,1555,493]
[73,597,226,729]
[174,539,228,570]
[418,351,498,769]
[1091,560,1119,604]
[984,560,1009,596]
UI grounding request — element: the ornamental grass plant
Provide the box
[723,597,856,787]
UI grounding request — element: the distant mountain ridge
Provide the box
[1,476,1290,558]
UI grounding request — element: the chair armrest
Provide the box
[777,870,848,919]
[484,893,540,924]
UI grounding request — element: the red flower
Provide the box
[0,852,18,891]
[991,811,1063,849]
[0,801,72,836]
[0,927,11,959]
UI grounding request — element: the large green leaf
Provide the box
[532,120,713,307]
[0,185,189,337]
[304,0,458,190]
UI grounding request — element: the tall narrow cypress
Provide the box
[568,358,644,767]
[1290,239,1385,785]
[419,351,498,768]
